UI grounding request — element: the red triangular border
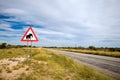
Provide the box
[21,26,39,42]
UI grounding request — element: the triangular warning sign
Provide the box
[21,26,38,42]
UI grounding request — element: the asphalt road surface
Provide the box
[48,49,120,79]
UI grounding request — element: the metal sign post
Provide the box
[26,41,32,64]
[21,26,39,64]
[30,41,32,59]
[26,41,28,64]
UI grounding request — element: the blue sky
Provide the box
[0,0,120,47]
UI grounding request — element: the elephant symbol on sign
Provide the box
[26,33,33,39]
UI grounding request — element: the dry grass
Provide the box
[6,67,12,73]
[0,66,2,73]
[30,48,114,80]
[0,48,115,80]
[59,48,120,57]
[12,63,24,70]
[0,48,26,59]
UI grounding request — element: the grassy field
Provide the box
[57,48,120,58]
[0,48,26,59]
[0,48,115,80]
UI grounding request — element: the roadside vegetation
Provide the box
[0,43,37,49]
[47,46,120,58]
[0,48,26,59]
[0,43,115,80]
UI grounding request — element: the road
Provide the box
[48,49,120,79]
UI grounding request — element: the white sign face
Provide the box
[21,27,38,42]
[24,29,36,40]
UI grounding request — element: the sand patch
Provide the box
[0,57,32,80]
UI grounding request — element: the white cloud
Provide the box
[33,27,76,38]
[3,8,27,15]
[0,23,23,37]
[0,23,18,32]
[0,0,120,47]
